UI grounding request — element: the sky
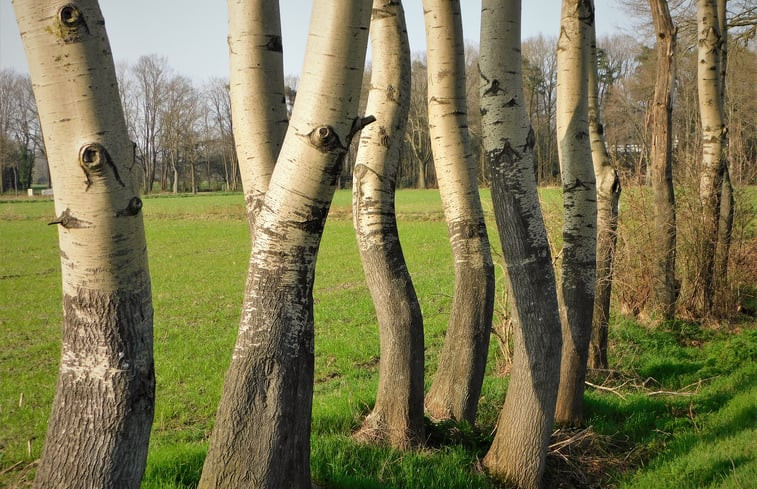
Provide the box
[1,1,634,83]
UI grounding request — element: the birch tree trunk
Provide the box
[198,2,372,487]
[554,0,597,426]
[695,0,727,317]
[352,0,425,449]
[227,0,288,229]
[588,1,621,369]
[479,2,562,487]
[13,1,154,487]
[648,0,678,320]
[422,0,496,424]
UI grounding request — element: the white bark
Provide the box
[422,0,496,424]
[352,0,425,449]
[199,2,372,487]
[696,0,726,316]
[554,0,597,425]
[227,0,288,226]
[13,1,154,487]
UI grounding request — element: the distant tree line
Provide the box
[2,26,755,195]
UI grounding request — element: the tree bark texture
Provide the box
[695,0,727,317]
[648,0,678,320]
[227,0,288,229]
[352,0,425,450]
[714,0,733,315]
[479,2,563,488]
[13,1,154,487]
[588,0,621,369]
[198,2,372,488]
[554,0,597,426]
[422,0,496,425]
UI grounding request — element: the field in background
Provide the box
[1,189,754,488]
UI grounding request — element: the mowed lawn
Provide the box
[1,189,754,489]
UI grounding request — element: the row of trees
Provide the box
[4,14,753,196]
[11,1,754,489]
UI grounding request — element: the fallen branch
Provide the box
[585,380,628,400]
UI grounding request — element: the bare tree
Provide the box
[588,7,622,368]
[13,1,154,487]
[422,0,496,424]
[479,1,563,487]
[198,1,372,487]
[695,0,728,317]
[132,54,169,193]
[648,0,679,319]
[554,0,598,426]
[352,0,424,449]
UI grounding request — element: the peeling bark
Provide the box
[12,1,154,487]
[422,0,496,425]
[479,3,562,488]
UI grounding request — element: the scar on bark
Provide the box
[56,4,90,44]
[49,208,90,228]
[79,143,125,190]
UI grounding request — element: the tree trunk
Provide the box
[13,2,154,487]
[351,0,425,450]
[648,0,678,320]
[421,0,496,425]
[588,2,621,369]
[714,0,733,315]
[198,2,371,488]
[226,0,288,229]
[695,0,727,317]
[554,0,597,426]
[479,2,563,488]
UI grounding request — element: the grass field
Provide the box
[1,189,754,488]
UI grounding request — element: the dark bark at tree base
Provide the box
[34,287,154,489]
[352,241,425,449]
[425,253,495,424]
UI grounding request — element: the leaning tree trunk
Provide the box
[479,2,563,488]
[714,0,733,315]
[227,0,288,230]
[13,1,154,488]
[198,2,372,488]
[422,0,496,425]
[587,0,621,370]
[554,0,597,426]
[352,0,425,450]
[648,0,678,320]
[695,0,727,318]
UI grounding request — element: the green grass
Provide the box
[1,189,755,488]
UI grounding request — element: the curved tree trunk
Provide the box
[198,2,372,488]
[648,0,678,320]
[554,0,597,426]
[695,0,727,318]
[479,2,563,488]
[227,0,288,229]
[422,0,496,425]
[14,1,154,487]
[588,1,621,369]
[352,0,425,450]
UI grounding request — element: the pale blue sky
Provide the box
[1,1,634,83]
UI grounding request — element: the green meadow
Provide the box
[1,189,754,488]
